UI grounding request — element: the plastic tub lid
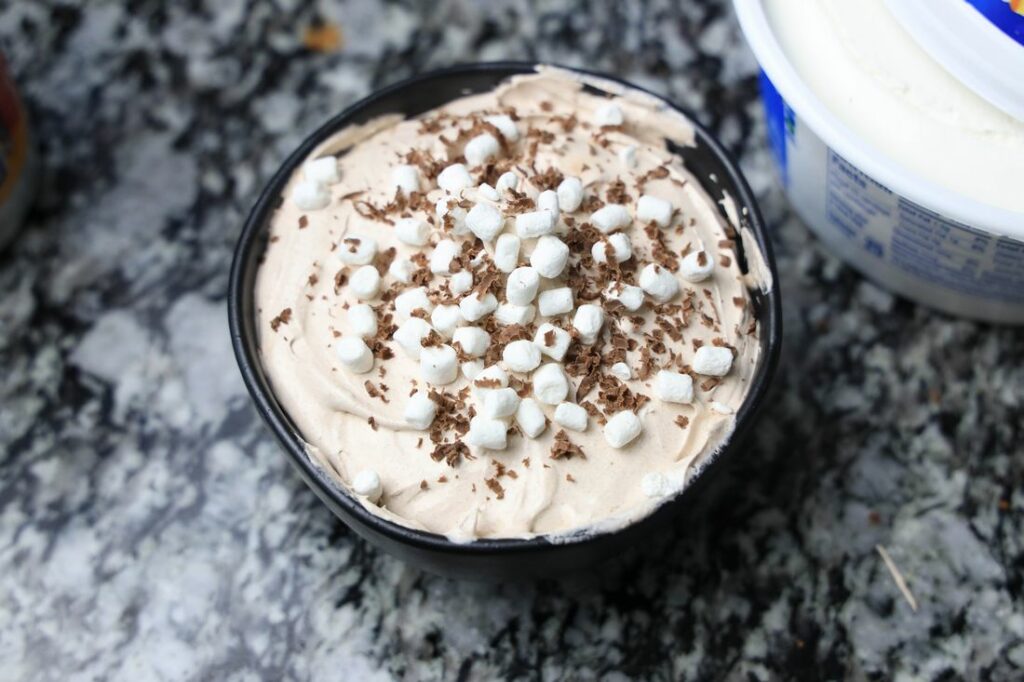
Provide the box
[884,0,1024,121]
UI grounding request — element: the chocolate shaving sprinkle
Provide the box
[420,480,429,490]
[530,167,564,191]
[270,308,292,332]
[605,179,632,204]
[367,416,378,431]
[298,215,309,229]
[485,477,505,500]
[675,415,690,429]
[550,430,586,460]
[431,442,472,467]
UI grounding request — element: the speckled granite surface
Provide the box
[1,1,1022,680]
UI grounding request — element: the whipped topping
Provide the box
[764,0,1024,212]
[255,69,765,541]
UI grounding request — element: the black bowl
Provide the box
[228,63,782,580]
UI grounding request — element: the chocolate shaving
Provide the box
[431,441,472,467]
[485,477,505,500]
[298,215,309,229]
[675,415,690,429]
[270,308,292,332]
[550,430,586,460]
[605,179,632,204]
[530,167,564,191]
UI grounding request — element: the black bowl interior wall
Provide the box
[228,63,782,580]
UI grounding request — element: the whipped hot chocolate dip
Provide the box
[256,69,766,540]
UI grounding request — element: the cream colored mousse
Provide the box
[255,69,766,541]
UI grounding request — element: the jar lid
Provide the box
[884,0,1024,121]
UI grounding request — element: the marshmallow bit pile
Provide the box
[323,98,744,461]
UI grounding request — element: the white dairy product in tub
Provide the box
[735,0,1024,323]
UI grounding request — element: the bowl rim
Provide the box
[228,61,783,557]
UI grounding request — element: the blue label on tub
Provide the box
[966,0,1024,45]
[759,70,789,187]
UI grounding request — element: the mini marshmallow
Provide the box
[693,346,733,377]
[515,398,548,438]
[394,217,430,246]
[532,363,570,405]
[590,204,632,233]
[449,269,474,294]
[655,370,694,404]
[554,402,589,432]
[459,291,498,322]
[388,258,414,284]
[464,133,501,166]
[595,102,624,127]
[529,235,569,279]
[495,302,536,326]
[430,238,460,274]
[445,204,470,235]
[537,189,559,214]
[347,303,377,338]
[591,232,632,264]
[680,250,715,282]
[557,176,584,213]
[494,234,521,273]
[485,114,520,141]
[338,234,378,265]
[605,283,645,311]
[610,362,632,381]
[537,287,574,317]
[533,323,571,361]
[637,195,673,227]
[291,179,330,210]
[473,364,509,391]
[470,249,488,268]
[466,202,505,242]
[572,304,605,345]
[477,183,500,202]
[641,472,667,498]
[461,359,485,380]
[496,171,519,193]
[334,336,374,374]
[506,266,540,305]
[482,387,520,419]
[352,469,382,503]
[421,344,458,385]
[452,326,490,357]
[394,286,434,319]
[404,392,437,430]
[349,265,381,300]
[618,145,637,168]
[465,415,507,450]
[639,263,679,303]
[430,304,463,338]
[516,210,556,239]
[393,318,433,359]
[503,339,542,373]
[437,163,473,193]
[391,164,420,194]
[604,411,642,448]
[304,156,340,184]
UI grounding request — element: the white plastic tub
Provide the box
[734,0,1024,324]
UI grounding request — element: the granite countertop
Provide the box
[2,1,1022,679]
